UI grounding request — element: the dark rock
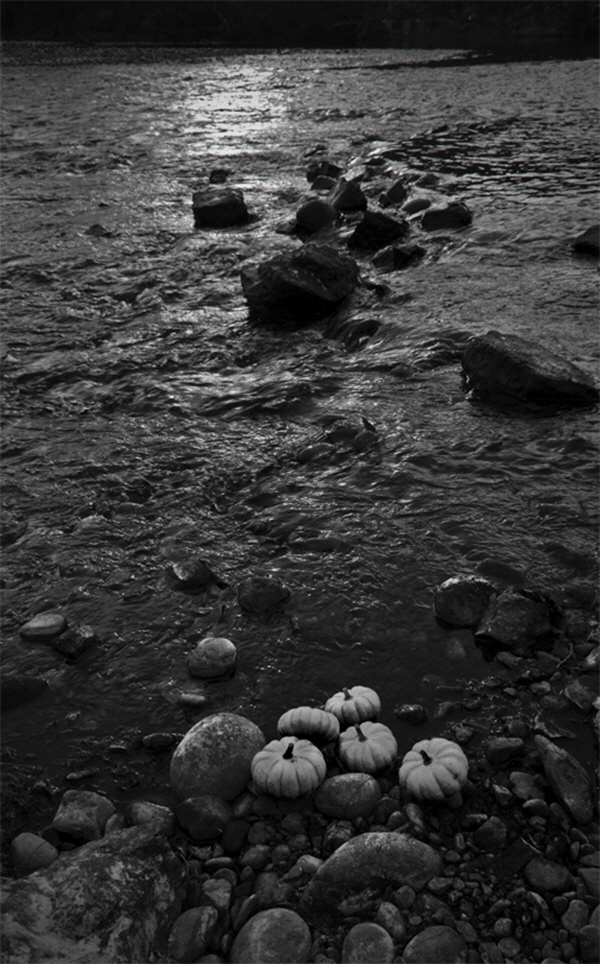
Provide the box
[562,679,595,712]
[51,623,97,658]
[125,801,176,836]
[534,735,594,824]
[221,819,250,855]
[572,225,599,255]
[371,242,425,271]
[192,188,248,228]
[403,924,468,962]
[176,795,232,841]
[168,905,218,962]
[0,825,185,963]
[327,178,368,212]
[1,673,48,712]
[348,210,409,250]
[230,907,311,962]
[415,173,439,187]
[52,789,116,842]
[208,168,231,184]
[433,575,497,627]
[484,737,526,766]
[473,816,508,852]
[11,832,58,876]
[379,179,408,206]
[475,591,552,649]
[342,921,395,962]
[241,243,360,323]
[421,201,472,230]
[295,198,337,234]
[166,558,223,593]
[524,856,574,893]
[141,732,181,751]
[20,611,68,641]
[394,703,428,725]
[306,158,344,183]
[237,574,290,613]
[314,773,382,821]
[493,837,540,881]
[579,923,600,963]
[462,330,599,405]
[0,509,27,546]
[403,197,432,215]
[170,713,265,802]
[300,832,442,926]
[311,174,336,191]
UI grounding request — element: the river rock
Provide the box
[534,734,594,824]
[563,678,595,711]
[230,907,311,962]
[300,832,442,926]
[421,201,472,230]
[473,815,508,852]
[403,924,468,962]
[11,832,58,876]
[170,713,265,801]
[311,174,336,190]
[394,703,428,724]
[342,921,395,962]
[327,177,368,211]
[242,243,359,322]
[579,922,600,962]
[125,801,176,836]
[462,330,599,405]
[51,623,97,658]
[371,242,425,271]
[0,825,185,963]
[20,611,67,641]
[166,558,221,593]
[433,574,496,626]
[572,224,599,255]
[375,900,407,941]
[379,178,408,206]
[475,591,551,649]
[192,188,249,228]
[168,905,219,962]
[52,789,116,842]
[306,157,344,182]
[403,196,432,214]
[348,210,409,250]
[314,773,382,820]
[524,856,574,893]
[176,795,232,840]
[188,636,237,678]
[237,574,290,613]
[1,673,48,712]
[295,198,337,233]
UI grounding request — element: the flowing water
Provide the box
[1,45,598,809]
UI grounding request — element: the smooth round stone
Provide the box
[20,612,68,641]
[314,773,382,821]
[578,923,600,963]
[524,857,574,893]
[342,922,394,963]
[403,924,468,963]
[230,908,311,963]
[168,906,218,963]
[170,713,265,802]
[188,637,237,679]
[176,795,232,841]
[11,832,58,875]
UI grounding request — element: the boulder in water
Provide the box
[572,225,599,255]
[348,210,409,250]
[433,575,497,627]
[306,157,343,183]
[422,201,472,229]
[475,591,552,650]
[192,187,249,228]
[170,712,265,801]
[462,330,599,405]
[371,242,425,271]
[327,177,368,212]
[294,198,337,234]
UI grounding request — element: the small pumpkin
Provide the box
[324,685,381,727]
[338,722,398,774]
[277,706,340,745]
[251,736,326,799]
[398,738,468,802]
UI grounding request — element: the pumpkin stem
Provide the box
[354,724,367,741]
[343,687,352,700]
[420,749,433,765]
[283,742,295,760]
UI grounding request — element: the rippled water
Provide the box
[1,46,598,806]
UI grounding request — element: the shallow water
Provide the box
[1,45,598,804]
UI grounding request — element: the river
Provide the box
[1,44,598,826]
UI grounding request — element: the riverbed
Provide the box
[1,43,598,831]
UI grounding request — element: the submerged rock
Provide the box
[433,575,496,627]
[1,674,48,712]
[51,623,97,658]
[192,187,249,228]
[534,734,594,825]
[306,157,344,183]
[462,330,599,405]
[572,224,599,255]
[403,196,432,215]
[241,243,359,322]
[20,611,67,641]
[348,210,409,250]
[230,907,311,963]
[0,825,185,963]
[237,574,290,613]
[379,178,408,207]
[371,242,425,271]
[170,712,265,802]
[421,201,472,230]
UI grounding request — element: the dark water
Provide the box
[1,46,598,805]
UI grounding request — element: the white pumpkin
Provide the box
[338,722,398,774]
[251,736,326,799]
[399,738,468,802]
[277,706,340,744]
[324,685,380,727]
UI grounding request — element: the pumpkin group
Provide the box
[277,706,340,745]
[324,685,381,727]
[251,736,326,799]
[338,722,398,774]
[398,738,468,802]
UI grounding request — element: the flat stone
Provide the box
[300,832,442,926]
[524,856,574,893]
[371,242,426,271]
[403,924,468,962]
[230,907,311,963]
[462,330,599,405]
[534,734,594,824]
[348,210,409,250]
[168,905,219,962]
[473,816,507,853]
[20,611,67,641]
[341,922,395,962]
[485,737,526,766]
[52,789,116,842]
[380,178,408,206]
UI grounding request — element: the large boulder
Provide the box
[170,713,265,801]
[241,243,359,323]
[230,907,311,962]
[462,330,599,405]
[0,825,185,963]
[192,188,248,228]
[300,832,442,926]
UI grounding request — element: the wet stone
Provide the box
[341,922,395,963]
[433,574,496,627]
[375,900,406,942]
[561,898,589,934]
[192,187,249,228]
[485,737,525,766]
[314,773,382,821]
[295,198,337,233]
[421,201,472,230]
[166,558,218,593]
[371,241,426,271]
[20,611,67,641]
[176,795,232,841]
[572,224,599,255]
[347,210,409,250]
[1,673,48,711]
[327,177,367,212]
[475,591,552,648]
[52,789,116,842]
[230,907,311,963]
[534,734,594,825]
[394,703,428,725]
[188,636,237,679]
[379,178,408,206]
[51,623,97,658]
[578,923,600,963]
[168,906,219,962]
[237,574,290,613]
[125,801,176,836]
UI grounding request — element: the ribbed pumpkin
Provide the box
[251,736,326,798]
[324,685,381,727]
[338,722,398,774]
[277,706,340,745]
[399,738,468,802]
